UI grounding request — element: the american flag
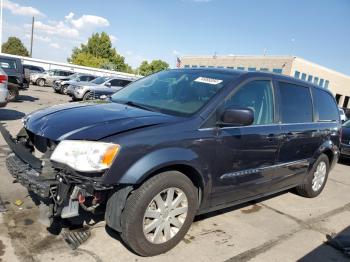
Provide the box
[176,57,181,68]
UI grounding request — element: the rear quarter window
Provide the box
[312,87,339,122]
[278,82,313,123]
[0,58,17,69]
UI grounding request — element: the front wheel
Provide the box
[296,154,329,198]
[8,87,19,102]
[120,171,198,256]
[36,78,45,87]
[61,85,69,95]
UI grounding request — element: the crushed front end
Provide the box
[0,124,111,223]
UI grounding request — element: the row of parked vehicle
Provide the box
[29,68,138,101]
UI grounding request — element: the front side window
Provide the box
[301,73,307,81]
[273,68,282,74]
[91,76,110,85]
[223,80,274,125]
[279,82,313,123]
[294,71,300,78]
[312,87,339,122]
[111,70,238,116]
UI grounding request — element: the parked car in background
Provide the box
[340,120,350,158]
[23,64,45,74]
[0,55,25,101]
[339,108,347,123]
[30,69,74,87]
[0,68,9,107]
[0,69,341,256]
[53,73,97,94]
[67,76,135,101]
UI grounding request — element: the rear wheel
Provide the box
[8,87,19,102]
[120,171,198,256]
[36,78,45,87]
[296,154,329,198]
[82,91,92,101]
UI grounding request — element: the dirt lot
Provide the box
[0,86,349,262]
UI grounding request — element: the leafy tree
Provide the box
[69,32,129,72]
[138,60,169,76]
[2,37,29,57]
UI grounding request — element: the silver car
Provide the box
[67,76,135,101]
[53,73,96,94]
[30,69,74,87]
[0,68,9,107]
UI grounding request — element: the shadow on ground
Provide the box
[298,225,350,261]
[0,109,25,120]
[13,95,39,103]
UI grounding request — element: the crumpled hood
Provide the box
[23,101,176,141]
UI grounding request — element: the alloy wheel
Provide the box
[143,187,188,244]
[312,161,327,191]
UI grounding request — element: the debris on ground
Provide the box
[62,227,91,250]
[14,199,23,206]
[0,197,7,213]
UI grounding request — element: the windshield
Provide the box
[343,119,350,127]
[91,76,110,85]
[68,73,80,79]
[111,70,237,116]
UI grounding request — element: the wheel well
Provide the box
[322,149,334,165]
[141,164,204,205]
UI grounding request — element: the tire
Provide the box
[296,154,329,198]
[8,87,19,102]
[82,92,92,101]
[36,78,45,87]
[120,171,198,256]
[61,85,69,95]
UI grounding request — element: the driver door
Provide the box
[210,79,283,207]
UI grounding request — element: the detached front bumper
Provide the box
[0,124,57,198]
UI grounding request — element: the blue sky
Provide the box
[2,0,350,74]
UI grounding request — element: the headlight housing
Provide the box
[51,140,120,172]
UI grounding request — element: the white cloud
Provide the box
[50,43,61,49]
[30,21,80,38]
[65,13,110,29]
[172,50,182,56]
[109,35,118,43]
[3,0,44,17]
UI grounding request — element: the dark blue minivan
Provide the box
[1,69,341,256]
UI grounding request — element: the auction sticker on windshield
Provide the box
[194,77,223,85]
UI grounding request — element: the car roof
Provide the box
[172,68,333,95]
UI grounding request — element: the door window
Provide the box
[279,82,313,123]
[223,80,274,125]
[312,87,339,122]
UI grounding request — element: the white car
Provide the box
[339,108,347,123]
[0,68,8,107]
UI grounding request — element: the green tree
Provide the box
[138,60,169,76]
[2,37,29,57]
[68,32,129,72]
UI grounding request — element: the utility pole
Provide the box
[0,0,3,53]
[30,16,34,57]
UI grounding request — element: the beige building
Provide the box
[180,55,350,108]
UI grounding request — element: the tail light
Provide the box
[0,74,8,84]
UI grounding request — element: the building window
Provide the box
[248,67,256,71]
[237,67,245,71]
[227,67,234,69]
[184,65,190,68]
[335,94,342,104]
[192,65,198,68]
[343,96,349,108]
[208,66,214,68]
[325,80,329,88]
[272,68,282,74]
[260,68,269,71]
[301,73,307,81]
[294,71,300,78]
[199,65,206,68]
[217,66,224,68]
[314,77,319,85]
[319,79,324,87]
[307,75,313,82]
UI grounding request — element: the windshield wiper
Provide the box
[119,100,156,112]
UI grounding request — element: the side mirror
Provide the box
[105,82,111,87]
[220,107,254,126]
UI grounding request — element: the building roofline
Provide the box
[181,55,350,79]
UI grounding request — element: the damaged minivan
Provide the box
[0,68,341,256]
